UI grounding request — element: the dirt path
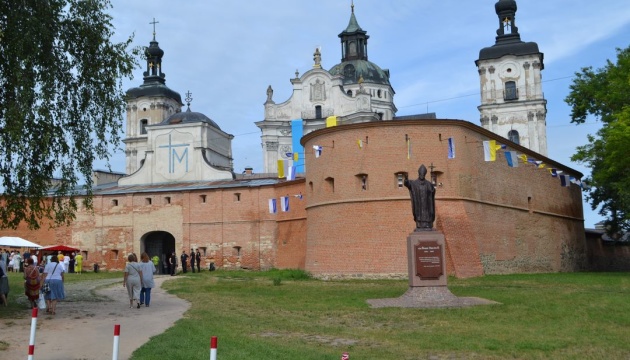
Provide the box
[0,275,189,360]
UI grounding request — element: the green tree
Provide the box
[566,46,630,235]
[0,0,138,229]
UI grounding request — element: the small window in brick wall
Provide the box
[233,246,241,257]
[199,247,207,256]
[164,196,171,204]
[81,251,88,261]
[112,250,119,260]
[111,199,118,207]
[145,197,152,205]
[325,177,335,193]
[234,193,241,202]
[356,173,368,191]
[396,172,408,189]
[200,195,207,203]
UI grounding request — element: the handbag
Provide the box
[38,293,47,310]
[42,282,50,293]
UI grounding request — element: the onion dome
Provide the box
[126,29,181,104]
[477,0,543,67]
[328,2,390,85]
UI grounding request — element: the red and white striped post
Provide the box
[210,336,217,360]
[27,307,38,360]
[112,324,121,360]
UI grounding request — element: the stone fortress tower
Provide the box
[475,0,548,156]
[256,3,397,173]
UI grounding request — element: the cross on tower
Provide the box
[150,18,159,39]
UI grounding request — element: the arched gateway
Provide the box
[141,231,175,274]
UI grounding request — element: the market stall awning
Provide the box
[39,245,80,252]
[0,236,42,248]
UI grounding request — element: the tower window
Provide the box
[315,105,322,119]
[140,119,148,135]
[200,195,207,203]
[508,130,520,145]
[356,174,368,191]
[234,193,241,202]
[325,177,335,193]
[377,90,382,98]
[164,196,171,204]
[504,81,518,100]
[145,197,152,205]
[347,90,352,96]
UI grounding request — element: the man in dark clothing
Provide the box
[170,252,177,276]
[190,248,195,273]
[195,249,201,272]
[181,251,189,273]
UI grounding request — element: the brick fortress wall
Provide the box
[302,120,587,279]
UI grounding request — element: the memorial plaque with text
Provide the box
[415,241,443,280]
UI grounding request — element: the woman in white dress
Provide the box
[123,253,143,308]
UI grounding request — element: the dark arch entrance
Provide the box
[141,231,175,274]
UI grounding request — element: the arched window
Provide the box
[140,119,148,134]
[504,81,518,100]
[347,90,353,96]
[508,130,520,144]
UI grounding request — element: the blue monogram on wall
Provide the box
[158,133,190,173]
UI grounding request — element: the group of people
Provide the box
[178,249,203,274]
[123,252,156,309]
[22,255,66,315]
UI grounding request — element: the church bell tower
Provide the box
[475,0,547,156]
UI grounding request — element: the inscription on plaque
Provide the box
[414,241,443,280]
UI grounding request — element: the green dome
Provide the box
[329,59,390,86]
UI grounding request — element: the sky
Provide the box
[104,0,630,228]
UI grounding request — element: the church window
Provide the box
[140,119,148,134]
[111,199,118,207]
[145,197,152,205]
[508,130,520,144]
[349,41,357,56]
[378,112,384,120]
[377,90,382,98]
[308,181,313,192]
[164,196,171,204]
[234,193,241,202]
[315,105,322,119]
[347,90,352,96]
[200,195,207,203]
[325,177,335,193]
[343,64,355,80]
[504,81,518,100]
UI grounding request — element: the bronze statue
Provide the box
[404,164,435,231]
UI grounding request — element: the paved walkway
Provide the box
[0,275,189,360]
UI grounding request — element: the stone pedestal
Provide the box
[366,230,499,308]
[407,231,447,287]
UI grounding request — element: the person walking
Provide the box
[195,249,201,273]
[123,254,143,309]
[41,255,65,315]
[190,248,195,273]
[139,253,156,307]
[180,251,188,273]
[23,258,41,308]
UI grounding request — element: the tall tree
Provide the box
[0,0,138,229]
[565,46,630,235]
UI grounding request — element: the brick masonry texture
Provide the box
[2,120,588,278]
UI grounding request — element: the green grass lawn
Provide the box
[2,269,629,359]
[131,270,630,360]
